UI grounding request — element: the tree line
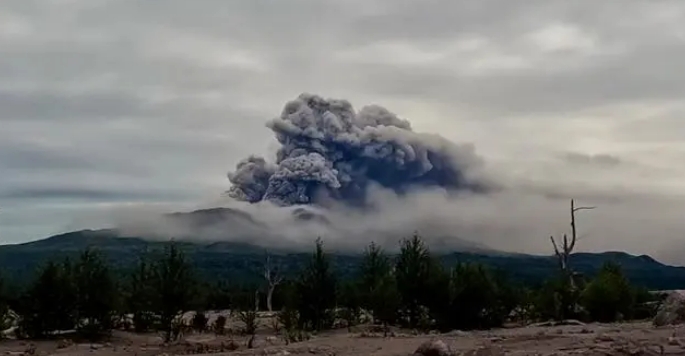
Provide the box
[0,233,656,343]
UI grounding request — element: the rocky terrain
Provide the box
[3,318,685,356]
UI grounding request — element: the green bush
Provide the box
[73,249,117,339]
[338,280,362,330]
[632,286,657,320]
[213,315,227,335]
[581,262,634,322]
[192,311,208,332]
[238,309,259,335]
[441,263,514,330]
[294,238,337,331]
[358,243,398,327]
[395,233,444,329]
[533,275,583,321]
[18,260,77,338]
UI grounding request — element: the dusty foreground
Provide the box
[3,322,685,356]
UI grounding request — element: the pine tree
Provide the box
[581,262,635,322]
[295,238,337,331]
[358,242,398,325]
[445,263,507,330]
[395,233,440,328]
[375,274,401,331]
[0,274,12,334]
[73,248,117,338]
[19,260,77,338]
[127,248,156,332]
[338,280,362,331]
[149,242,197,342]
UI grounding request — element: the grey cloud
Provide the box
[0,90,150,121]
[560,152,622,167]
[1,0,684,264]
[336,39,685,117]
[327,1,685,116]
[0,145,99,171]
[1,187,190,202]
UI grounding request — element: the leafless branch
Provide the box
[548,199,597,291]
[550,235,560,256]
[263,252,284,312]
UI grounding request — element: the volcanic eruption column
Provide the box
[227,93,486,206]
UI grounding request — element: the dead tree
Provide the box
[254,289,260,312]
[549,199,595,289]
[263,253,284,312]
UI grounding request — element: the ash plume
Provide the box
[227,93,489,206]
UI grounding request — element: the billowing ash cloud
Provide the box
[227,93,488,206]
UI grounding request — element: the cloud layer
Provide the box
[2,0,685,263]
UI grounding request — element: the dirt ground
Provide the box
[3,319,685,356]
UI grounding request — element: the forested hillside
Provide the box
[1,229,683,290]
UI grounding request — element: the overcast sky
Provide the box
[2,0,685,263]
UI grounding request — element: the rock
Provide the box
[222,340,239,351]
[462,347,505,356]
[654,291,685,326]
[306,346,334,355]
[595,334,614,342]
[446,330,469,337]
[531,319,585,327]
[413,339,455,356]
[57,339,73,349]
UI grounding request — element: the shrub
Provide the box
[276,304,307,344]
[581,262,635,322]
[294,238,337,331]
[192,311,208,333]
[133,312,156,333]
[213,315,227,335]
[632,286,658,320]
[441,263,512,330]
[338,281,362,330]
[18,260,77,338]
[395,233,443,329]
[238,309,259,335]
[533,275,583,321]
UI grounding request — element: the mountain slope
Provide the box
[2,228,685,290]
[117,207,493,252]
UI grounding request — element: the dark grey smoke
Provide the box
[227,93,487,206]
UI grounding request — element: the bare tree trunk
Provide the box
[267,285,276,313]
[549,199,595,290]
[255,290,260,312]
[262,253,284,312]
